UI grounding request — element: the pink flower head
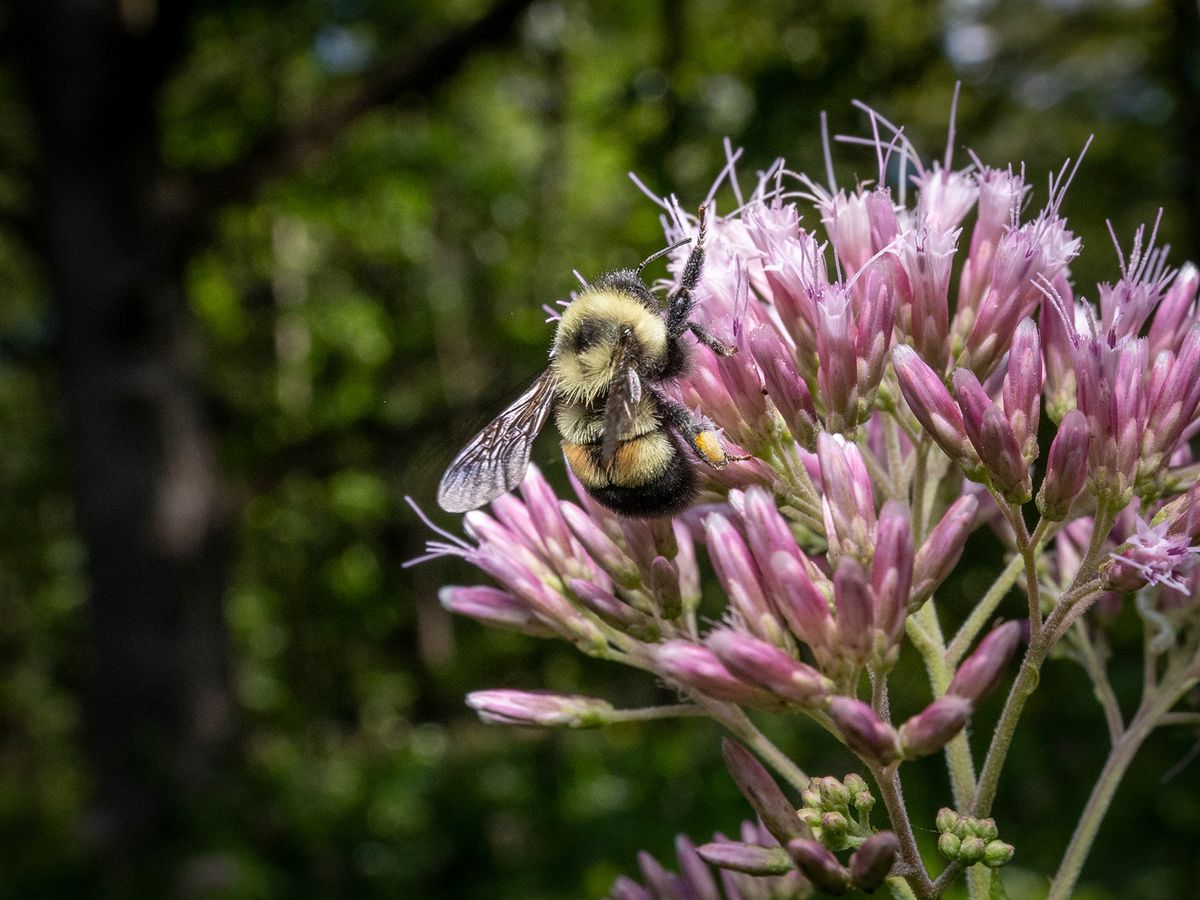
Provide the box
[1106,517,1200,594]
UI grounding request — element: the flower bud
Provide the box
[947,621,1022,702]
[705,513,781,645]
[834,557,875,666]
[849,831,900,892]
[983,840,1015,868]
[560,501,640,587]
[894,345,978,470]
[818,432,877,563]
[911,496,978,607]
[1003,318,1042,461]
[466,690,615,728]
[674,835,719,898]
[937,832,961,860]
[843,773,869,797]
[696,841,794,876]
[973,818,999,842]
[439,585,557,638]
[657,642,773,706]
[1037,409,1090,520]
[750,324,819,449]
[818,776,852,810]
[568,578,659,641]
[786,838,852,895]
[871,501,914,658]
[899,696,974,758]
[721,739,807,845]
[958,836,987,865]
[828,697,901,764]
[820,811,849,848]
[935,807,960,833]
[708,629,832,706]
[953,368,1030,501]
[649,556,683,620]
[636,851,682,897]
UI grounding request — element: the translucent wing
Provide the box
[600,331,642,468]
[437,370,558,513]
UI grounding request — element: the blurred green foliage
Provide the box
[1,0,1198,897]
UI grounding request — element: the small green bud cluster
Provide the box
[798,773,876,851]
[935,808,1014,868]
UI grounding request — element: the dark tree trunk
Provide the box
[11,0,233,853]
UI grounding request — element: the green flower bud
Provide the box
[801,787,822,809]
[824,778,852,809]
[984,840,1015,868]
[853,791,875,813]
[937,832,961,860]
[843,773,869,795]
[800,809,822,829]
[976,817,999,842]
[821,811,849,848]
[935,807,960,833]
[959,836,986,865]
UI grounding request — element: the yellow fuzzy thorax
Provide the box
[551,289,667,402]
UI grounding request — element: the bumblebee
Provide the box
[437,206,743,518]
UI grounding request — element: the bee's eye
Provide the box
[573,319,602,353]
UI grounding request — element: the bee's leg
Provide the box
[665,205,709,338]
[653,391,748,469]
[688,322,737,357]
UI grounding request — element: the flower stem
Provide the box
[871,762,937,900]
[1045,713,1154,900]
[697,697,810,793]
[609,703,709,722]
[945,552,1025,666]
[972,506,1116,817]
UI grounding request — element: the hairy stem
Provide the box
[699,698,810,793]
[871,762,936,900]
[972,507,1116,817]
[946,552,1025,666]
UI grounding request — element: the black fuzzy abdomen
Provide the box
[583,448,696,518]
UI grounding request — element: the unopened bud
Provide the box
[1037,409,1089,520]
[975,818,999,842]
[568,579,658,641]
[695,841,794,876]
[466,690,615,728]
[819,777,852,810]
[948,621,1022,702]
[935,807,960,833]
[649,556,683,619]
[849,831,900,892]
[708,629,832,706]
[894,345,978,470]
[828,697,901,765]
[439,585,556,638]
[899,696,973,758]
[834,557,875,665]
[786,838,852,895]
[721,739,807,845]
[937,832,961,860]
[958,836,986,865]
[820,811,849,848]
[657,641,776,706]
[912,496,978,606]
[983,840,1015,868]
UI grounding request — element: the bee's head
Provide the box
[552,285,668,401]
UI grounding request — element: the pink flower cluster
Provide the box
[417,104,1200,895]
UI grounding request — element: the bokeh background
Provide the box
[0,0,1198,897]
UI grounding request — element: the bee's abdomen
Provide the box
[562,433,696,518]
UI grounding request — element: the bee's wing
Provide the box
[437,369,558,513]
[600,330,642,468]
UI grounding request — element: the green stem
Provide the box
[871,762,936,900]
[697,698,810,793]
[1047,650,1199,900]
[971,506,1117,817]
[609,703,709,722]
[945,552,1025,666]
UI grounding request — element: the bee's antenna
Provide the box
[636,236,692,274]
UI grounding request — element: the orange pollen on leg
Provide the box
[694,430,727,468]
